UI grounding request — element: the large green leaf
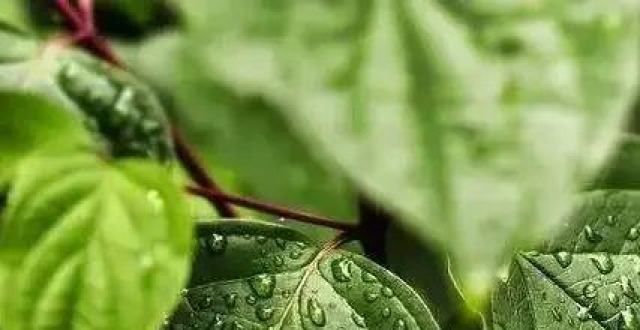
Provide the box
[165,220,439,329]
[494,190,640,329]
[120,32,356,221]
[177,0,640,296]
[0,151,192,330]
[0,91,90,182]
[0,26,173,161]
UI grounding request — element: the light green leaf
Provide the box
[0,91,90,182]
[0,151,192,330]
[0,25,173,161]
[121,32,356,221]
[494,191,640,329]
[178,0,640,296]
[165,220,439,329]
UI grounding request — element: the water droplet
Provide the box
[582,283,597,299]
[620,306,640,329]
[289,250,302,260]
[224,293,238,308]
[608,292,620,307]
[590,254,614,274]
[248,274,276,298]
[627,228,640,241]
[364,289,379,303]
[331,258,353,282]
[606,215,617,226]
[245,295,257,306]
[551,307,563,322]
[393,319,406,330]
[273,256,284,267]
[381,287,394,297]
[621,275,639,302]
[351,313,366,328]
[206,233,228,255]
[146,190,164,212]
[381,308,392,318]
[307,298,326,327]
[256,306,274,321]
[256,236,268,244]
[275,238,287,249]
[553,252,573,268]
[576,306,591,321]
[584,225,603,243]
[362,272,378,283]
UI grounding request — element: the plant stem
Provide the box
[188,186,357,232]
[173,128,237,217]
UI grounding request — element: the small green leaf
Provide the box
[0,91,90,182]
[0,26,172,161]
[0,151,192,330]
[165,220,439,329]
[494,191,640,329]
[177,0,640,296]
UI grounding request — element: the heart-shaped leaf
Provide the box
[0,151,192,330]
[494,190,640,329]
[165,220,439,329]
[176,0,640,296]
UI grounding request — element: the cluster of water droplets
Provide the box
[57,59,171,160]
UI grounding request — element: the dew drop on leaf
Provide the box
[256,236,268,244]
[255,306,274,321]
[582,283,597,299]
[351,312,366,328]
[381,287,394,298]
[620,275,639,302]
[248,274,276,298]
[362,272,378,283]
[590,254,614,274]
[364,289,379,303]
[627,227,639,241]
[206,233,228,255]
[606,215,617,226]
[584,225,603,243]
[608,292,620,307]
[331,257,353,282]
[307,297,327,327]
[393,318,407,330]
[553,252,573,268]
[224,293,238,309]
[245,295,257,306]
[576,306,591,321]
[381,307,392,318]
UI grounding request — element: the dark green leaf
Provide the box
[494,191,640,329]
[591,135,640,190]
[0,151,192,330]
[0,26,173,161]
[165,220,439,329]
[177,0,640,297]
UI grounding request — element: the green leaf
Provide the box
[592,135,640,190]
[165,220,439,329]
[121,32,357,222]
[0,151,192,330]
[0,91,90,182]
[0,26,173,161]
[177,0,640,296]
[494,190,640,329]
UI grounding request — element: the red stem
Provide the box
[173,128,237,217]
[188,186,357,232]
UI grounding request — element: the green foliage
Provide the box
[494,191,640,329]
[0,25,172,161]
[173,0,640,298]
[0,151,192,330]
[0,91,90,182]
[123,32,357,221]
[167,220,439,329]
